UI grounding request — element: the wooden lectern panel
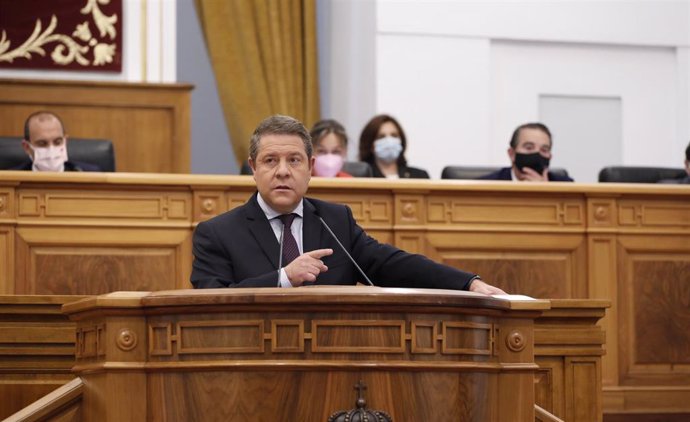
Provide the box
[0,295,607,421]
[14,227,192,294]
[64,288,547,422]
[425,231,587,298]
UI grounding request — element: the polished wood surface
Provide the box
[0,294,606,421]
[62,288,549,421]
[0,172,687,416]
[0,295,85,420]
[0,79,192,173]
[3,378,82,422]
[534,299,608,422]
[535,404,565,422]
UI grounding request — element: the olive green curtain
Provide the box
[194,0,321,164]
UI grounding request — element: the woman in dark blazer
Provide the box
[358,114,429,179]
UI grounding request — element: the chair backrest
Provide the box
[0,137,116,172]
[598,166,686,183]
[341,161,373,177]
[240,160,373,178]
[240,160,253,175]
[441,165,570,180]
[441,166,501,180]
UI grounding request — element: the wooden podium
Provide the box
[60,287,550,421]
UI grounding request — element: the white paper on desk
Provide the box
[491,294,536,301]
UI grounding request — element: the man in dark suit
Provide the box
[658,141,690,184]
[12,111,100,172]
[191,115,505,295]
[479,122,573,182]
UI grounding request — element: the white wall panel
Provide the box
[377,34,491,178]
[490,41,677,170]
[540,95,622,183]
[366,0,690,178]
[378,0,690,48]
[325,0,377,160]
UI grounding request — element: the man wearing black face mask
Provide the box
[479,122,574,182]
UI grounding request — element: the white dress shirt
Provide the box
[256,193,303,287]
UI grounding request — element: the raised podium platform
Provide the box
[56,287,603,422]
[61,287,548,421]
[0,287,608,422]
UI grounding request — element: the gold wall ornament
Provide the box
[73,21,92,42]
[93,43,116,65]
[0,15,89,65]
[81,0,118,39]
[0,0,121,70]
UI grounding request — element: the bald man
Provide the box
[13,111,100,172]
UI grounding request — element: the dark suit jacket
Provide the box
[478,167,574,182]
[365,159,430,179]
[191,193,477,290]
[10,160,101,172]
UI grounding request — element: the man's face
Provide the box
[22,116,67,159]
[249,134,314,213]
[508,127,552,164]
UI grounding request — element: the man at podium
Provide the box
[191,115,505,295]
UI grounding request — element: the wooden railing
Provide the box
[3,378,83,422]
[536,404,566,422]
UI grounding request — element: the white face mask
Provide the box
[28,144,68,172]
[373,136,402,163]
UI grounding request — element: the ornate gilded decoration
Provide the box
[0,0,122,70]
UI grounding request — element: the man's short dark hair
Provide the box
[685,141,690,161]
[24,111,66,141]
[249,115,312,162]
[509,122,552,149]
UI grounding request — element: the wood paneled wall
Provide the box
[0,295,84,419]
[0,79,192,173]
[0,172,687,417]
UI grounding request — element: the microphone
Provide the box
[276,221,285,287]
[314,213,375,287]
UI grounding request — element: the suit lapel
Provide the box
[302,198,322,253]
[245,194,281,268]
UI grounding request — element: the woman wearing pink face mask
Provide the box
[309,119,353,178]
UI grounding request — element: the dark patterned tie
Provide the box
[278,214,300,265]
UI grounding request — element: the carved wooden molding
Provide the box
[311,320,406,353]
[116,328,137,351]
[18,192,191,220]
[506,330,526,352]
[442,321,494,355]
[426,197,584,227]
[145,318,498,359]
[75,324,105,358]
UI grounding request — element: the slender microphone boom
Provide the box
[276,222,285,287]
[316,215,375,287]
